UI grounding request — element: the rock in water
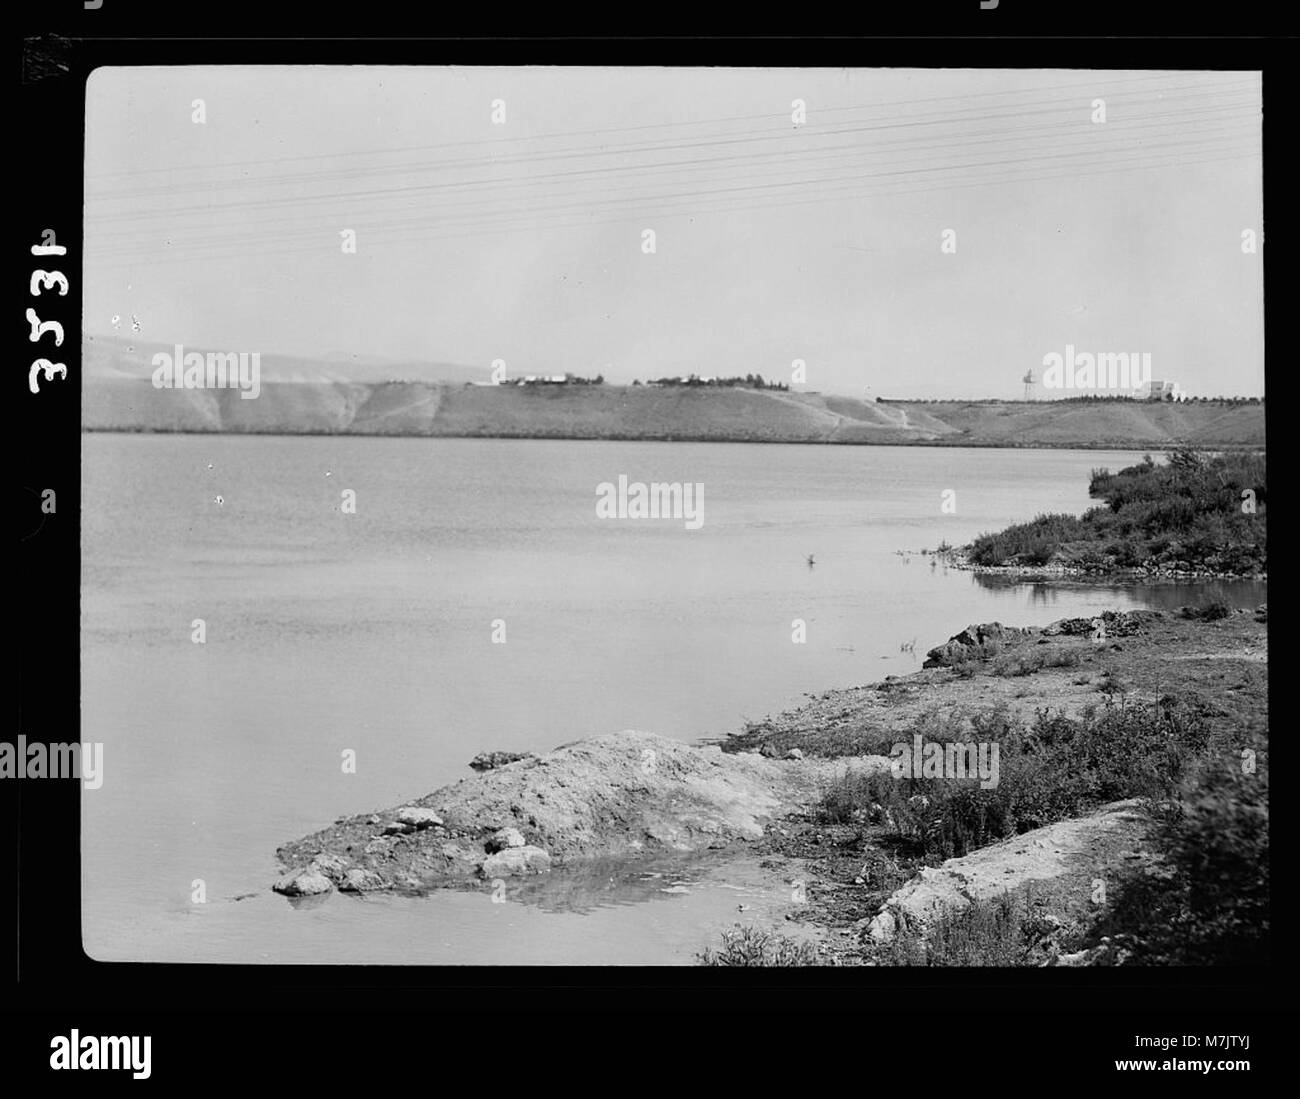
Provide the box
[273,868,333,897]
[340,868,385,893]
[480,845,551,878]
[310,853,349,878]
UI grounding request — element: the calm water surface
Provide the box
[80,435,1265,963]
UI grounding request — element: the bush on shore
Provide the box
[967,448,1265,574]
[696,925,829,966]
[821,700,1265,967]
[879,892,1035,966]
[1179,598,1234,621]
[1083,749,1269,965]
[815,699,1215,861]
[705,697,1265,967]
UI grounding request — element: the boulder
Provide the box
[468,750,539,773]
[923,622,1027,668]
[481,845,552,878]
[486,826,526,853]
[272,868,333,897]
[309,853,349,879]
[1042,610,1161,639]
[339,868,385,893]
[395,806,443,830]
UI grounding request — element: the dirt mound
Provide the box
[275,731,875,895]
[863,800,1154,944]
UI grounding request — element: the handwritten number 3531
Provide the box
[29,242,68,394]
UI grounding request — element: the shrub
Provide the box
[816,701,1208,862]
[1086,756,1268,965]
[1180,598,1234,622]
[818,767,899,825]
[969,452,1265,575]
[881,893,1032,966]
[697,926,828,966]
[968,513,1091,567]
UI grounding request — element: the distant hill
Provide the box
[83,333,485,386]
[911,400,1266,449]
[81,337,1265,449]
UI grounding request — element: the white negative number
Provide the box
[29,359,68,393]
[26,308,64,346]
[30,269,69,296]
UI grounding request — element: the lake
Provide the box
[80,434,1265,964]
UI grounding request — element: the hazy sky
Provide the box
[84,67,1263,398]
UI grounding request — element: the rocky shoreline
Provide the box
[272,603,1266,965]
[273,730,890,897]
[939,548,1266,583]
[722,604,1266,964]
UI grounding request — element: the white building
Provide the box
[1146,379,1187,401]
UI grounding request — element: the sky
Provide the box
[83,66,1264,398]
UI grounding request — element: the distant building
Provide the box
[1146,379,1186,401]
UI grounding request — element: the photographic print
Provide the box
[76,64,1266,968]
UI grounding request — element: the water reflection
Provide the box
[414,849,753,916]
[969,572,1267,611]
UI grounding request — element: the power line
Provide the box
[88,135,1261,264]
[85,106,1259,244]
[85,93,1260,229]
[86,69,1255,182]
[87,142,1259,270]
[86,82,1259,205]
[86,91,1259,219]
